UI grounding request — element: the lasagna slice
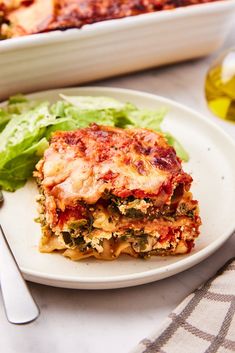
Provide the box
[34,124,201,260]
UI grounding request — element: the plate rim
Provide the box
[3,86,235,288]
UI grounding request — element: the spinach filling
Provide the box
[62,232,90,252]
[101,191,196,221]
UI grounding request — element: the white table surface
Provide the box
[1,19,235,353]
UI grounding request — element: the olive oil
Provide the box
[205,50,235,121]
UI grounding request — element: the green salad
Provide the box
[0,94,189,192]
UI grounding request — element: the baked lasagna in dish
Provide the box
[0,0,219,39]
[34,124,201,260]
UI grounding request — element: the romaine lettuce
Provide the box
[0,101,68,191]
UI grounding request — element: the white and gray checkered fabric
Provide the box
[131,258,235,353]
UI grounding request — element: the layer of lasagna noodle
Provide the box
[0,0,218,38]
[34,124,201,261]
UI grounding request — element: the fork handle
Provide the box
[0,225,40,324]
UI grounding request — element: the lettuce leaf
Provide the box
[0,102,68,190]
[60,94,126,111]
[124,108,166,130]
[0,94,37,132]
[0,138,49,191]
[0,103,53,167]
[51,99,135,128]
[0,109,11,132]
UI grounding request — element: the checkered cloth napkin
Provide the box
[131,258,235,353]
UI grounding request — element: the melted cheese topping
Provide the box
[5,0,53,36]
[36,125,190,210]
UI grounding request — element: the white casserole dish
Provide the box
[0,0,235,100]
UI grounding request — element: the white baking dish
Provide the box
[0,0,235,100]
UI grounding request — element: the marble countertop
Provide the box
[1,20,235,353]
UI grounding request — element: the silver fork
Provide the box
[0,191,40,324]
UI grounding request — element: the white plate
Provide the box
[1,87,235,289]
